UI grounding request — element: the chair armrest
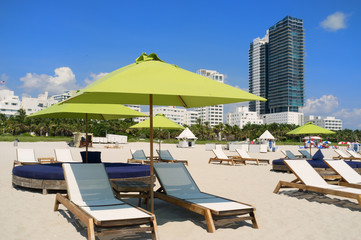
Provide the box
[38,157,55,163]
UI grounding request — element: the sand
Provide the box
[1,141,361,240]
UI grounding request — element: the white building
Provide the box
[0,89,21,117]
[196,69,224,127]
[262,112,304,125]
[304,115,342,131]
[153,106,186,125]
[226,106,263,129]
[123,104,142,122]
[51,90,77,102]
[184,110,199,126]
[21,92,57,115]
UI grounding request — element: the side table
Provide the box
[111,180,150,209]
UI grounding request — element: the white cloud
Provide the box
[20,67,79,95]
[303,95,339,115]
[84,72,108,85]
[320,12,348,31]
[334,108,361,129]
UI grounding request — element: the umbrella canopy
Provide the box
[130,113,184,151]
[28,102,147,162]
[287,122,335,155]
[259,130,275,140]
[176,127,197,140]
[64,53,267,213]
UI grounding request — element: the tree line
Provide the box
[0,109,360,143]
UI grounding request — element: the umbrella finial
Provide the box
[135,53,164,63]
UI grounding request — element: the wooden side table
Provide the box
[111,180,150,209]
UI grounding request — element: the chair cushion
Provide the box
[81,151,102,163]
[312,149,324,160]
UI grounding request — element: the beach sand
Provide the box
[2,142,361,240]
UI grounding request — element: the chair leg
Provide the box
[204,209,216,233]
[250,211,259,229]
[87,218,96,240]
[54,197,60,212]
[273,182,281,194]
[151,216,159,240]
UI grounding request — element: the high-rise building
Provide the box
[249,16,305,116]
[196,69,224,127]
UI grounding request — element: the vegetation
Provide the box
[0,110,360,144]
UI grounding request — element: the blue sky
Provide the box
[0,0,360,129]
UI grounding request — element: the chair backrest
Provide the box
[285,150,298,159]
[154,163,200,196]
[212,149,228,159]
[324,160,361,184]
[334,149,350,158]
[347,150,361,158]
[157,150,174,160]
[55,149,74,162]
[62,163,115,207]
[17,148,36,163]
[284,160,328,187]
[299,150,312,159]
[235,149,250,158]
[131,149,147,160]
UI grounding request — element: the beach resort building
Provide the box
[195,69,224,127]
[51,90,77,102]
[123,104,142,122]
[249,16,305,125]
[226,106,263,129]
[0,89,21,116]
[304,115,342,131]
[21,92,57,115]
[262,111,304,125]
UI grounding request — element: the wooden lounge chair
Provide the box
[346,150,361,160]
[274,160,361,207]
[54,163,158,240]
[235,149,270,165]
[324,160,361,189]
[153,163,258,232]
[156,149,188,166]
[298,149,312,159]
[54,148,76,162]
[128,149,160,165]
[14,148,54,166]
[333,149,353,160]
[208,149,245,165]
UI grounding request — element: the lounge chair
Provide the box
[346,150,361,160]
[208,149,245,165]
[324,160,361,189]
[14,148,54,166]
[298,149,312,159]
[235,149,270,165]
[54,163,158,240]
[333,149,353,160]
[54,148,75,162]
[156,149,188,166]
[128,149,159,164]
[281,150,301,159]
[153,163,258,232]
[274,160,361,207]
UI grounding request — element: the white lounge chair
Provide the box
[14,148,54,166]
[128,149,157,164]
[333,149,353,160]
[236,149,270,165]
[274,160,361,206]
[153,163,258,232]
[324,160,361,189]
[208,149,245,165]
[346,150,361,160]
[54,163,158,240]
[54,148,75,162]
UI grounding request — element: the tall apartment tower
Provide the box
[249,32,268,114]
[249,16,305,114]
[196,69,224,127]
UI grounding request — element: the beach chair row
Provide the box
[14,148,77,166]
[128,149,188,165]
[209,148,270,165]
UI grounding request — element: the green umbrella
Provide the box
[130,113,184,151]
[65,53,267,212]
[27,103,147,162]
[287,122,335,156]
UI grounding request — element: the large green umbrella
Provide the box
[27,103,147,162]
[287,122,336,156]
[65,53,266,212]
[130,113,184,151]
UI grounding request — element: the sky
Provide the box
[0,0,360,129]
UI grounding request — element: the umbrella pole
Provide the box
[159,128,161,152]
[309,134,311,157]
[149,94,154,213]
[85,113,88,163]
